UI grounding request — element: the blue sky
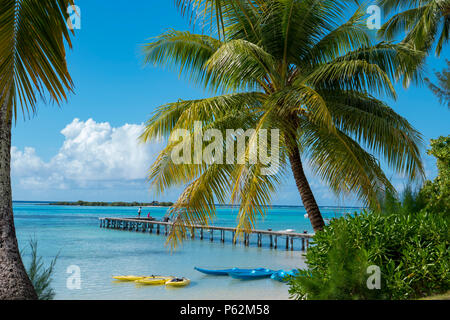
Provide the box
[11,1,449,205]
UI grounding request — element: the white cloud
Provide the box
[11,118,164,191]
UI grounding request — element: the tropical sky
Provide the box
[11,1,449,206]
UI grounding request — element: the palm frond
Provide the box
[300,122,395,208]
[205,39,277,92]
[324,90,424,180]
[142,30,222,88]
[0,0,74,121]
[140,92,262,142]
[378,0,449,56]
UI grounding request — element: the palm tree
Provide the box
[425,59,450,107]
[0,0,74,299]
[378,0,450,56]
[141,0,425,246]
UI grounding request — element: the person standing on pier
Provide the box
[138,206,142,218]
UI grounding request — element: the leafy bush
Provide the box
[289,221,383,300]
[420,136,450,215]
[289,210,450,300]
[24,239,58,300]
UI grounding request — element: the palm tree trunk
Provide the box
[0,103,37,300]
[288,144,325,232]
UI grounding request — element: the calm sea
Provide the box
[13,203,361,300]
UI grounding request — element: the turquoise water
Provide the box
[14,203,360,300]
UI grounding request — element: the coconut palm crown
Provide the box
[378,0,450,56]
[141,0,425,247]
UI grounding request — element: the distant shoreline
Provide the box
[48,201,174,207]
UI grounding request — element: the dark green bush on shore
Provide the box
[289,209,449,300]
[52,200,174,207]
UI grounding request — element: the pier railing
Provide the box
[99,217,313,251]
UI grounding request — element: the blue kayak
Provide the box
[228,269,275,280]
[270,269,299,282]
[194,267,267,276]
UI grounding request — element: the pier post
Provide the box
[191,228,195,239]
[302,238,305,251]
[157,224,160,235]
[275,236,278,249]
[210,229,213,242]
[269,235,273,248]
[200,228,203,240]
[221,230,224,243]
[286,236,289,250]
[290,237,294,251]
[257,234,262,247]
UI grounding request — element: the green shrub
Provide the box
[289,210,450,300]
[289,221,385,300]
[23,239,58,300]
[420,136,450,216]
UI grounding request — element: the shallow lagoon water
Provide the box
[14,204,359,300]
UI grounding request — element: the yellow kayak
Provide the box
[135,276,174,285]
[165,277,191,287]
[112,275,147,282]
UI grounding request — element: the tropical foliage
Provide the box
[378,0,450,56]
[142,0,425,247]
[425,60,450,107]
[289,207,450,300]
[0,0,75,118]
[420,135,450,214]
[23,239,58,300]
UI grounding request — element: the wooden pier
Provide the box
[99,217,313,251]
